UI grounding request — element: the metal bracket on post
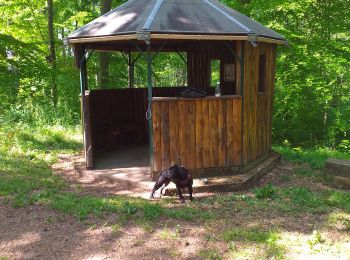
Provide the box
[248,33,258,47]
[137,30,151,45]
[176,52,187,64]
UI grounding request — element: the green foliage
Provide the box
[0,0,348,142]
[283,187,323,208]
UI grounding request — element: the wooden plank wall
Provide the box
[89,87,186,149]
[242,42,277,165]
[152,96,242,172]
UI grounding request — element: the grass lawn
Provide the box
[0,123,350,259]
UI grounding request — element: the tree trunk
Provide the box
[47,0,57,107]
[98,0,112,89]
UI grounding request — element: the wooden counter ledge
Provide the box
[152,95,242,102]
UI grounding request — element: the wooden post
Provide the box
[128,52,135,88]
[80,53,94,169]
[239,41,245,167]
[82,92,93,169]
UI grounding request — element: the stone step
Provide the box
[325,158,350,177]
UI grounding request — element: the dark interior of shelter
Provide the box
[90,40,240,167]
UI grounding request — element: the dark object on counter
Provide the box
[178,88,207,98]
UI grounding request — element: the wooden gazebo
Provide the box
[67,0,287,179]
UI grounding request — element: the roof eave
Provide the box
[67,33,288,46]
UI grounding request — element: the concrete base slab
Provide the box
[74,145,281,196]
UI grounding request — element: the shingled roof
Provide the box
[68,0,286,45]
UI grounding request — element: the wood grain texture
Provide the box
[187,100,196,169]
[195,99,203,169]
[178,99,188,167]
[218,99,227,167]
[169,100,180,165]
[209,99,219,167]
[202,99,210,168]
[153,96,243,172]
[232,98,242,165]
[160,102,170,170]
[242,42,277,166]
[226,98,234,166]
[152,101,161,172]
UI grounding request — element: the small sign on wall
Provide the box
[224,64,235,82]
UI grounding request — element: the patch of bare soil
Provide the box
[0,201,211,260]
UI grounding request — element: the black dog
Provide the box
[150,164,193,203]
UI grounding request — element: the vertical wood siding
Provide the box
[242,42,277,165]
[152,96,242,171]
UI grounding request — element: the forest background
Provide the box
[0,0,349,151]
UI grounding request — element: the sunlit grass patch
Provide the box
[324,190,350,212]
[228,245,267,260]
[158,224,182,240]
[224,228,285,259]
[0,124,82,163]
[277,230,349,259]
[327,211,350,231]
[224,227,280,244]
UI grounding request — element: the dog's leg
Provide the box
[160,179,171,197]
[150,178,164,199]
[175,183,185,203]
[188,185,193,201]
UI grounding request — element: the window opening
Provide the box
[210,59,220,87]
[258,54,266,93]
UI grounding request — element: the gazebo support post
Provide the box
[79,51,93,169]
[239,43,245,168]
[146,43,154,173]
[128,52,135,88]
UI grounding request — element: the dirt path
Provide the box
[1,156,349,259]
